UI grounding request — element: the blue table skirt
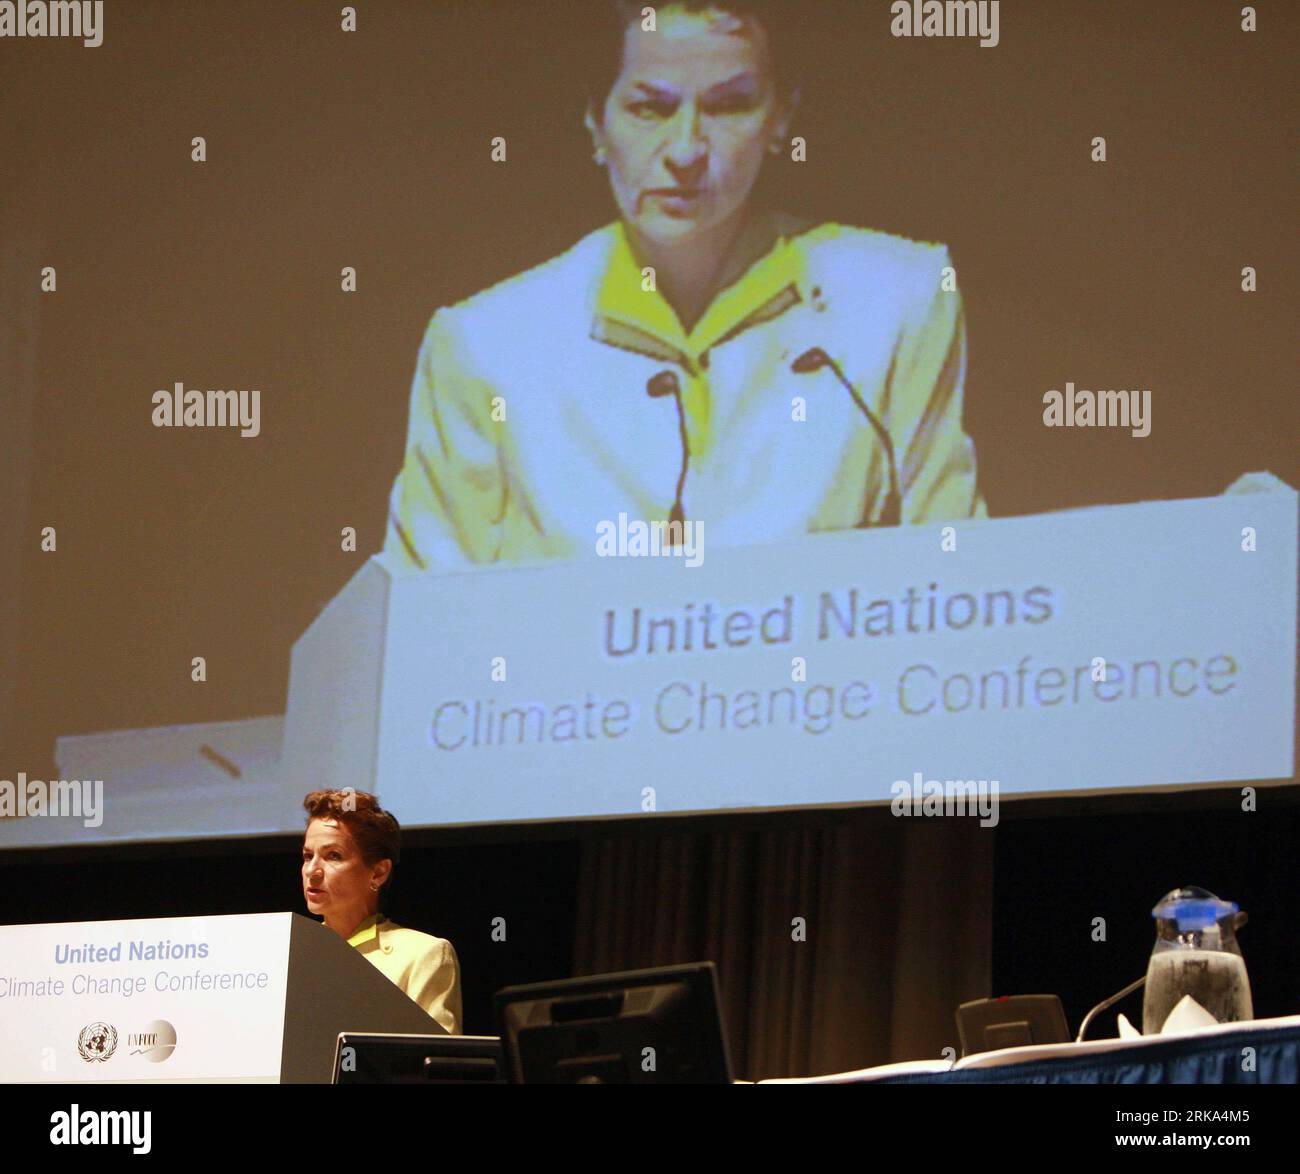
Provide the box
[873,1023,1300,1084]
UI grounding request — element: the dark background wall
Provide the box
[1,1,1296,1078]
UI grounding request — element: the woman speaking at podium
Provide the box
[301,790,462,1034]
[385,0,986,571]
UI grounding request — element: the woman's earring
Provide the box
[370,882,379,891]
[593,147,607,166]
[768,140,784,156]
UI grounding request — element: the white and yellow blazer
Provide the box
[386,209,986,570]
[347,915,462,1035]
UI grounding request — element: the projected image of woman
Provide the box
[386,0,986,570]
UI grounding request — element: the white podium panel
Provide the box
[281,483,1298,828]
[0,913,443,1083]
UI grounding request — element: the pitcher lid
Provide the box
[1152,885,1239,930]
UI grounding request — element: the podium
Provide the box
[280,479,1297,829]
[0,913,445,1083]
[0,477,1293,848]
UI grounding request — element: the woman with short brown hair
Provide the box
[301,789,461,1034]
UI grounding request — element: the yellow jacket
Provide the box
[386,210,985,570]
[347,915,462,1035]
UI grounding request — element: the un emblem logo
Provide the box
[77,1022,119,1062]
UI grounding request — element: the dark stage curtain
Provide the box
[573,818,993,1081]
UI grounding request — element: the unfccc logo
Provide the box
[128,1020,177,1062]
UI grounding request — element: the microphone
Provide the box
[1075,975,1145,1043]
[646,370,688,526]
[791,347,901,527]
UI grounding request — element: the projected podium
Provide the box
[280,479,1297,829]
[0,913,445,1083]
[3,477,1294,849]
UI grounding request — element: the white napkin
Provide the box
[1117,995,1220,1039]
[1160,994,1219,1034]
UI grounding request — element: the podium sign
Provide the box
[282,484,1297,828]
[0,913,443,1083]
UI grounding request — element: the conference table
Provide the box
[760,1014,1300,1084]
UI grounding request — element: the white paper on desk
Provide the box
[1116,1013,1141,1040]
[758,1058,954,1084]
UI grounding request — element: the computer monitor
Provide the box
[332,1033,504,1084]
[494,962,732,1084]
